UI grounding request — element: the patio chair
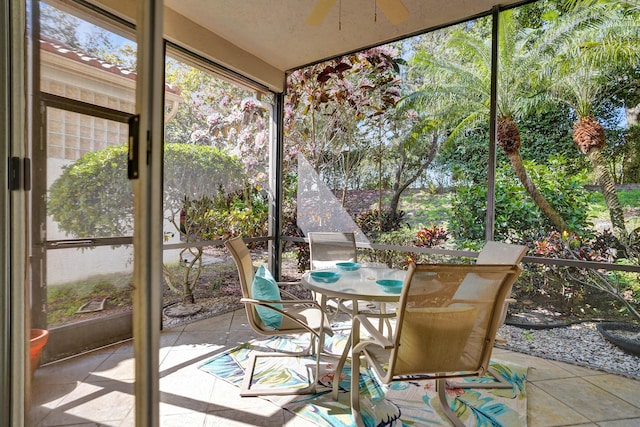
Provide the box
[308,231,358,270]
[308,231,359,317]
[308,232,394,335]
[476,240,528,330]
[224,236,333,396]
[446,240,527,389]
[349,263,522,427]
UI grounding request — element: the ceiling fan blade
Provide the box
[377,0,409,24]
[306,0,337,26]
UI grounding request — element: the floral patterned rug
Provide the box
[199,333,528,426]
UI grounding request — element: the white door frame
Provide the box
[2,0,28,425]
[132,0,165,425]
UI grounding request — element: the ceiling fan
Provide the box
[306,0,409,26]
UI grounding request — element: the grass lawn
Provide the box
[588,188,640,230]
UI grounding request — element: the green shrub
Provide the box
[449,157,594,244]
[355,209,408,237]
[48,143,246,238]
[186,189,269,240]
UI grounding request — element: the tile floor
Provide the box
[30,309,640,426]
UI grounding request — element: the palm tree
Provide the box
[542,2,640,240]
[407,9,571,233]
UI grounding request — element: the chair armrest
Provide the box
[276,281,301,287]
[240,298,332,337]
[353,314,394,350]
[240,297,320,308]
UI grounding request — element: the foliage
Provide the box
[49,143,248,303]
[359,229,416,269]
[622,125,640,183]
[164,59,272,189]
[39,3,80,47]
[449,158,594,244]
[437,130,489,185]
[516,104,586,174]
[181,190,269,241]
[355,209,408,237]
[48,143,245,238]
[530,230,640,321]
[284,45,412,221]
[48,145,133,237]
[47,277,133,327]
[163,188,268,302]
[414,225,449,248]
[163,143,246,214]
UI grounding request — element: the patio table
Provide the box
[301,265,406,399]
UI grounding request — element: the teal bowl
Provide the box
[336,262,361,271]
[376,279,403,293]
[310,271,341,283]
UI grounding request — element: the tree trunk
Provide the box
[498,116,569,233]
[573,116,627,241]
[388,133,439,223]
[588,147,628,240]
[508,152,570,233]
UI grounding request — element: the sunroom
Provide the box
[2,0,640,425]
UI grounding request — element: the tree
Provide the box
[542,1,640,240]
[39,3,80,47]
[285,46,405,198]
[164,61,269,189]
[407,9,573,233]
[48,143,246,303]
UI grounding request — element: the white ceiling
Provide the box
[164,0,526,73]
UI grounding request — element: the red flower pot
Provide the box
[30,329,49,378]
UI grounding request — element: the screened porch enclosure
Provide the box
[3,0,640,425]
[29,0,640,383]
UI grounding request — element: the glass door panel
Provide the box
[35,105,134,362]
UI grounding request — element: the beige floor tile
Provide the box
[38,379,134,426]
[523,357,585,382]
[204,408,285,426]
[160,330,184,348]
[91,351,136,381]
[160,367,216,415]
[597,419,640,427]
[207,377,280,412]
[111,340,135,355]
[527,383,590,427]
[160,345,226,374]
[582,374,640,408]
[27,310,640,427]
[173,330,228,349]
[534,377,640,422]
[183,312,234,332]
[29,381,79,426]
[229,312,253,331]
[548,359,610,378]
[161,411,208,426]
[36,351,112,385]
[117,407,135,427]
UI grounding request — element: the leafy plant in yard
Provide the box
[163,188,268,303]
[48,143,248,304]
[414,225,449,248]
[355,209,408,237]
[530,230,640,323]
[449,158,594,245]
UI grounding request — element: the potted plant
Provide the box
[30,329,49,377]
